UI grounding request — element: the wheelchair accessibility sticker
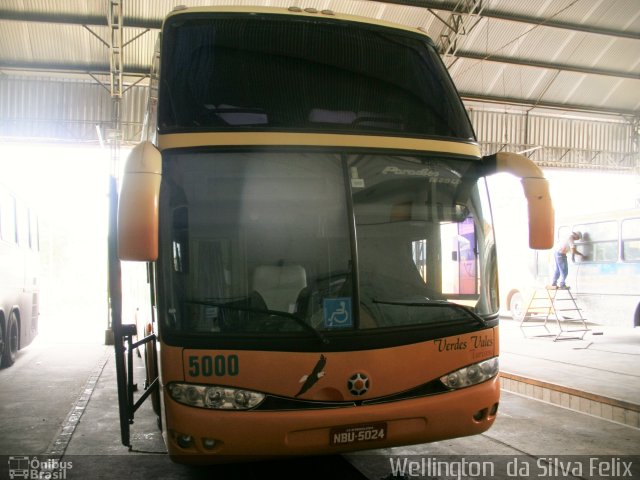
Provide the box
[323,298,353,328]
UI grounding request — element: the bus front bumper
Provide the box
[163,375,500,464]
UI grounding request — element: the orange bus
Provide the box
[110,6,554,463]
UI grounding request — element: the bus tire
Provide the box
[509,292,525,322]
[0,315,5,366]
[1,312,19,368]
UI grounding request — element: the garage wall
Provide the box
[469,109,638,171]
[0,75,147,145]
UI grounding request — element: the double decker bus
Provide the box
[0,183,40,368]
[110,6,554,462]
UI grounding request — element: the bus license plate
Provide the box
[330,423,387,446]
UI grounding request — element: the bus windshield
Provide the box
[158,13,474,140]
[158,150,495,346]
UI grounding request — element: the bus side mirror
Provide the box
[484,152,555,250]
[520,176,554,250]
[118,142,162,261]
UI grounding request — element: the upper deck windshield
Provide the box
[157,150,498,349]
[158,12,474,140]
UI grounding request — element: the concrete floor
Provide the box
[499,318,640,428]
[1,318,639,479]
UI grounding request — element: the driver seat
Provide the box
[251,265,308,314]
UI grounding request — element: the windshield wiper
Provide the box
[372,298,485,327]
[185,299,329,345]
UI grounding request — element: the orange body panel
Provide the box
[158,327,500,462]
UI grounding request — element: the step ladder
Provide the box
[519,286,589,341]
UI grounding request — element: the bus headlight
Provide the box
[167,383,265,410]
[439,357,498,389]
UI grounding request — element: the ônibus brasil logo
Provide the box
[7,456,73,479]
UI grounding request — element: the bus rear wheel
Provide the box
[1,312,19,368]
[509,292,525,322]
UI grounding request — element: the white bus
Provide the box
[503,208,640,328]
[0,183,40,367]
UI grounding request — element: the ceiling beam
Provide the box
[455,50,640,80]
[0,61,149,78]
[0,10,162,29]
[378,0,640,40]
[460,92,638,118]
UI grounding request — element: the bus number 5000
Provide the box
[188,355,239,377]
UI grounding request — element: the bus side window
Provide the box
[622,218,640,262]
[575,221,618,262]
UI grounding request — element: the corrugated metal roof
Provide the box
[1,0,638,116]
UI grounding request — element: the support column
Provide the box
[105,0,123,346]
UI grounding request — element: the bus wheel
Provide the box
[1,312,19,368]
[509,292,525,322]
[0,319,4,366]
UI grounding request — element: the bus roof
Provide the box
[556,207,640,226]
[163,5,433,41]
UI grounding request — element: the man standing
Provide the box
[550,231,585,289]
